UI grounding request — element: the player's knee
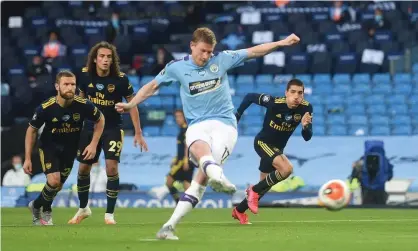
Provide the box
[105,161,118,176]
[272,158,293,178]
[47,173,61,187]
[78,163,92,175]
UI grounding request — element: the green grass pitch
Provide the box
[2,208,418,251]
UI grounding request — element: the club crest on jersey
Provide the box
[62,115,70,121]
[198,69,206,76]
[210,64,219,73]
[96,83,104,90]
[294,114,301,122]
[108,84,115,93]
[285,114,292,121]
[73,113,80,122]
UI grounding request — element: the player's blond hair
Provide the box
[86,41,121,77]
[55,70,76,84]
[192,27,217,46]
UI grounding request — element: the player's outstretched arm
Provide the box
[236,93,273,122]
[23,126,38,175]
[247,33,300,59]
[115,80,159,113]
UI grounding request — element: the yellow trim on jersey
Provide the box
[119,72,125,77]
[41,97,56,109]
[39,148,46,172]
[257,140,275,157]
[301,100,310,106]
[74,96,87,104]
[275,97,286,103]
[82,67,88,72]
[169,160,184,176]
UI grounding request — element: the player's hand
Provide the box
[302,112,312,128]
[82,143,97,160]
[282,33,300,46]
[115,102,134,114]
[134,133,149,152]
[23,160,33,175]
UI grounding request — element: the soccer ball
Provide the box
[318,179,351,211]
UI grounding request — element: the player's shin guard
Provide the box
[106,174,119,214]
[77,173,90,208]
[163,181,206,229]
[253,170,284,193]
[236,187,270,213]
[167,186,180,203]
[34,182,58,209]
[199,156,222,180]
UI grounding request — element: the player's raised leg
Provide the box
[247,154,293,214]
[166,174,180,203]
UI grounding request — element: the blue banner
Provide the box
[28,136,418,189]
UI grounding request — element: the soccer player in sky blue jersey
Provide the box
[116,28,300,240]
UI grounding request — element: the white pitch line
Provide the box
[2,218,418,228]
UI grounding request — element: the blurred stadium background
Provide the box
[1,1,418,209]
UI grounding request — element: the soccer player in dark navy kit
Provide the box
[24,70,105,225]
[232,79,313,224]
[166,109,195,203]
[68,42,148,225]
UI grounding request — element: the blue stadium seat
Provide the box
[322,95,344,106]
[365,95,385,106]
[369,116,390,126]
[236,75,255,85]
[164,115,175,126]
[235,84,255,95]
[140,75,154,86]
[412,116,418,126]
[348,126,369,136]
[159,85,179,95]
[273,74,293,84]
[175,98,182,108]
[413,74,418,84]
[307,95,322,105]
[410,106,418,115]
[313,104,324,115]
[414,126,418,135]
[392,126,412,135]
[255,74,273,85]
[388,104,408,115]
[393,73,412,85]
[313,74,332,85]
[128,75,140,92]
[143,126,161,136]
[313,125,326,136]
[326,114,345,125]
[352,73,371,85]
[143,96,162,107]
[372,73,391,85]
[348,115,368,126]
[391,94,407,105]
[346,94,365,105]
[327,125,347,136]
[366,104,386,115]
[244,105,262,115]
[294,74,312,85]
[390,115,411,126]
[241,115,264,125]
[346,104,366,115]
[412,63,418,74]
[409,95,418,105]
[228,75,236,87]
[333,74,351,85]
[370,126,390,136]
[352,84,372,94]
[333,84,352,95]
[161,125,178,136]
[243,125,262,136]
[394,84,412,95]
[372,84,392,95]
[314,84,333,95]
[314,115,325,126]
[232,96,243,108]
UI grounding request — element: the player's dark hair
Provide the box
[55,70,76,84]
[86,41,121,77]
[286,79,304,91]
[192,27,217,46]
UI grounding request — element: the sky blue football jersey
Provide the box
[154,49,248,128]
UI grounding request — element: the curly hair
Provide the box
[85,41,121,77]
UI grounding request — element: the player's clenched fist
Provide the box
[283,33,300,46]
[23,160,33,175]
[301,112,312,128]
[115,102,134,113]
